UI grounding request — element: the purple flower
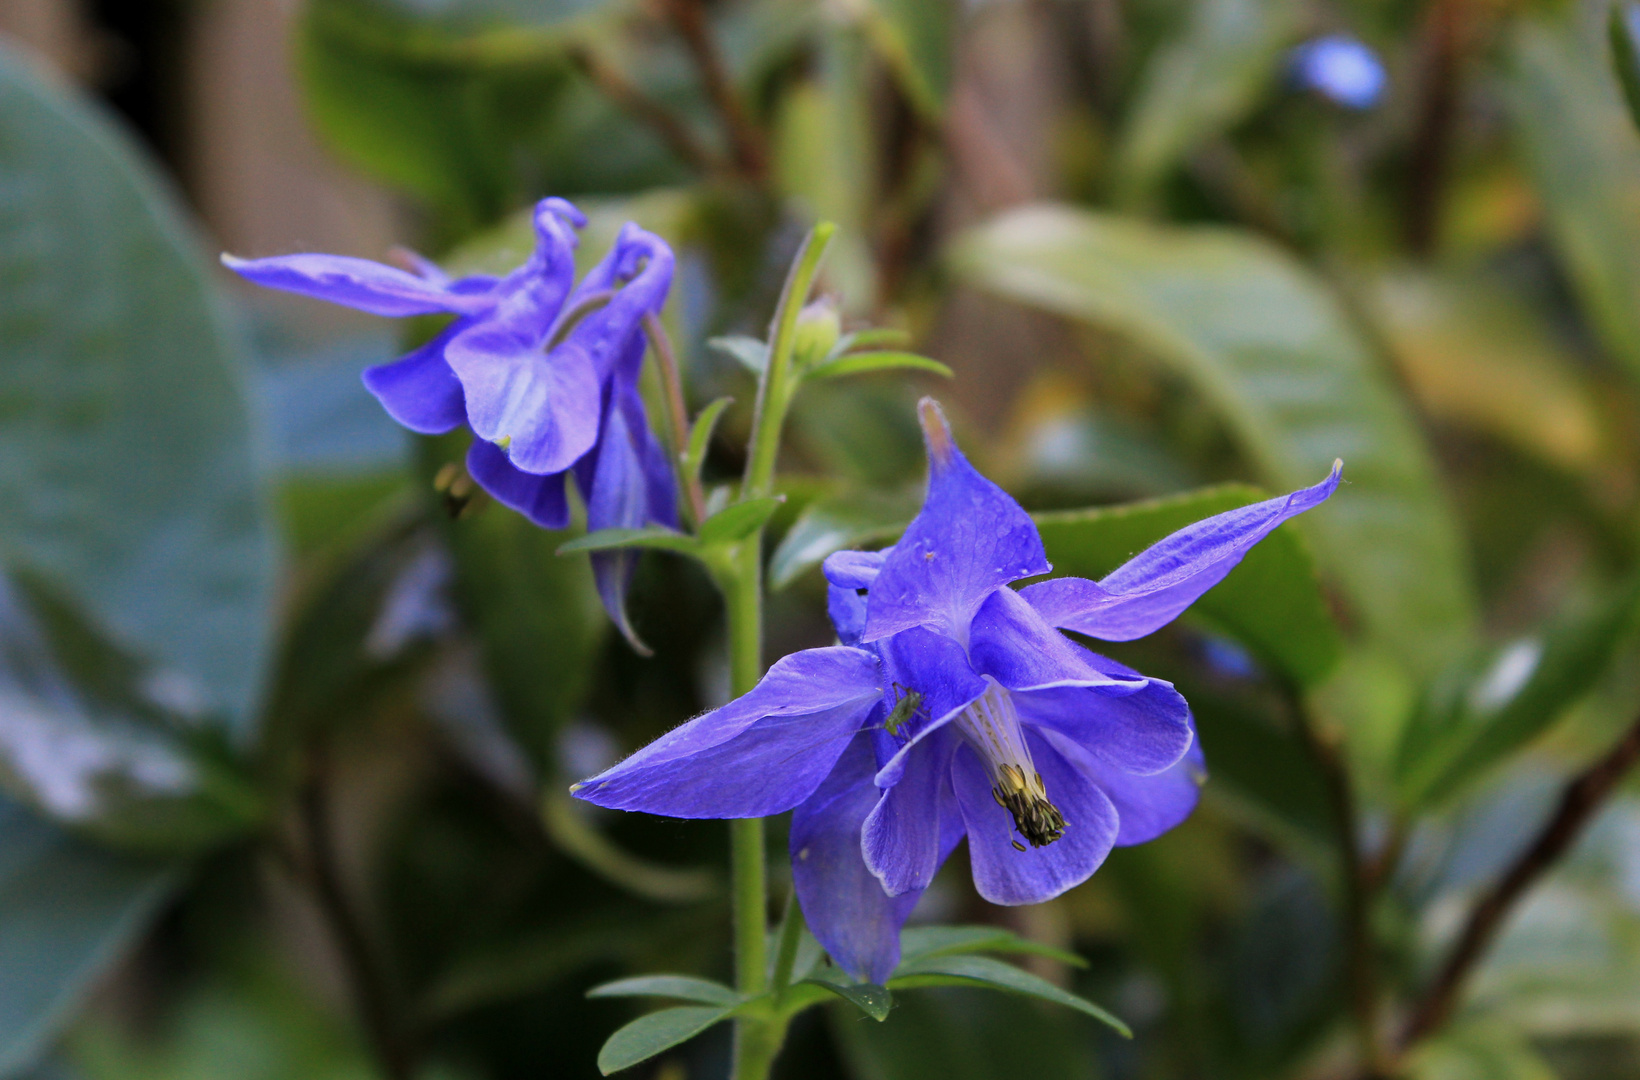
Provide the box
[572,399,1341,982]
[224,197,677,648]
[1289,35,1387,110]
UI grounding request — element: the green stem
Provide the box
[722,220,835,1080]
[770,889,806,1000]
[742,223,836,499]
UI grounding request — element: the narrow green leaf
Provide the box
[697,497,786,546]
[1611,3,1640,135]
[556,528,700,556]
[1395,576,1640,810]
[0,42,275,739]
[806,351,953,381]
[1034,486,1343,689]
[596,1004,736,1075]
[828,327,912,359]
[857,0,955,118]
[897,925,1088,969]
[956,205,1475,674]
[586,975,739,1007]
[0,798,177,1076]
[889,955,1131,1037]
[800,971,893,1021]
[709,335,769,376]
[1113,0,1302,201]
[1507,18,1640,385]
[768,488,919,589]
[683,397,733,492]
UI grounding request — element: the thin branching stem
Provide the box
[1397,712,1640,1050]
[641,312,708,527]
[569,45,727,177]
[662,0,767,182]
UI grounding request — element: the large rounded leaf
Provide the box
[954,205,1476,673]
[0,44,275,738]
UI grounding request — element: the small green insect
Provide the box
[883,682,927,736]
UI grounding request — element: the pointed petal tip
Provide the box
[1331,458,1344,478]
[916,397,955,466]
[220,252,246,269]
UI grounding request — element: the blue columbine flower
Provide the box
[572,399,1341,982]
[224,197,677,648]
[1290,34,1387,110]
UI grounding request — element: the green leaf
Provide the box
[1394,576,1640,810]
[1034,485,1343,688]
[586,975,739,1007]
[800,970,893,1021]
[806,351,953,381]
[956,205,1475,674]
[595,1004,736,1075]
[0,572,261,853]
[888,955,1131,1037]
[0,42,275,739]
[1113,0,1302,202]
[1611,2,1640,133]
[768,488,919,589]
[857,0,955,118]
[1507,17,1640,385]
[829,327,912,357]
[897,925,1087,969]
[424,436,606,765]
[556,528,700,556]
[697,497,786,546]
[709,335,769,376]
[0,797,176,1077]
[683,397,733,492]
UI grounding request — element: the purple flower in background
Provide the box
[572,399,1341,982]
[1290,34,1387,110]
[224,197,677,648]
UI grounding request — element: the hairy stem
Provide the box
[1398,712,1640,1050]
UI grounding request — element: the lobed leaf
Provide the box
[709,335,769,376]
[768,488,919,589]
[557,528,700,556]
[683,397,733,493]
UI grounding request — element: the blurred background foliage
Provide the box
[9,0,1640,1075]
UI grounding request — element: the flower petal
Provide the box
[1020,463,1341,641]
[969,588,1192,775]
[872,627,989,788]
[1039,726,1206,846]
[791,740,922,984]
[576,368,680,653]
[465,440,570,530]
[361,324,467,434]
[954,730,1118,905]
[863,400,1049,645]
[571,646,882,818]
[221,252,496,317]
[446,329,601,476]
[828,584,868,647]
[561,223,675,382]
[822,549,889,590]
[861,728,960,896]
